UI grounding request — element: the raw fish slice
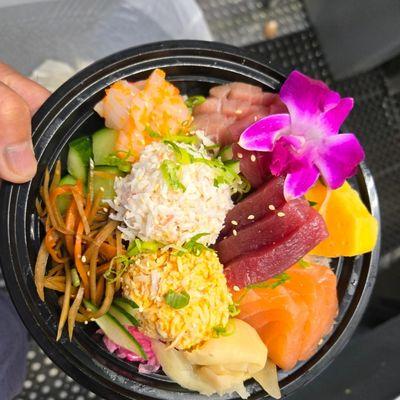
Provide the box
[250,92,278,106]
[210,84,232,99]
[234,286,308,371]
[193,98,222,115]
[227,108,270,144]
[232,143,271,189]
[227,82,263,102]
[193,113,235,143]
[224,208,328,288]
[215,199,310,264]
[284,264,338,360]
[220,177,285,238]
[221,99,254,117]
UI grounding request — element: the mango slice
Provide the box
[305,181,378,257]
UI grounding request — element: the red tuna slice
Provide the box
[210,84,232,99]
[215,198,310,264]
[193,98,222,116]
[228,82,263,102]
[219,176,285,238]
[192,113,235,142]
[232,143,271,189]
[224,208,329,288]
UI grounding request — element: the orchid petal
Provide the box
[321,97,354,135]
[284,162,320,199]
[280,71,341,119]
[315,133,365,189]
[269,136,300,176]
[239,113,290,151]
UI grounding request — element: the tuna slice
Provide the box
[224,208,328,288]
[193,82,287,147]
[232,143,271,189]
[219,176,285,238]
[215,199,310,264]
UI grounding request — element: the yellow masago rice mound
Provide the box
[122,248,232,350]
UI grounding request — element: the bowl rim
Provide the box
[0,40,381,399]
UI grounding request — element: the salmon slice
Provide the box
[215,198,310,264]
[233,263,338,370]
[224,208,328,288]
[284,264,338,360]
[219,176,285,238]
[234,286,308,371]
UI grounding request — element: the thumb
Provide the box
[0,82,37,183]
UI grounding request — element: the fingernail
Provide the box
[4,141,37,179]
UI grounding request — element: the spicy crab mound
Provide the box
[35,67,377,400]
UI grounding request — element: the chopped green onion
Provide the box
[71,268,80,287]
[228,303,240,317]
[164,141,193,164]
[185,95,206,110]
[127,239,162,257]
[160,160,186,192]
[165,135,199,144]
[105,151,132,173]
[212,320,235,338]
[164,290,190,309]
[145,126,162,138]
[298,259,310,269]
[177,233,210,256]
[247,272,291,290]
[104,255,132,283]
[308,200,318,207]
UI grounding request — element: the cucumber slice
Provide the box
[113,298,139,316]
[56,174,77,214]
[219,145,233,162]
[92,128,118,165]
[93,166,123,200]
[83,300,146,359]
[67,136,92,182]
[108,303,139,327]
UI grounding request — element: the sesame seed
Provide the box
[237,153,243,159]
[84,321,88,325]
[103,207,108,213]
[87,271,90,276]
[231,220,238,225]
[81,255,87,263]
[268,204,276,211]
[254,116,258,121]
[250,154,256,162]
[233,229,238,236]
[90,318,95,322]
[99,186,105,192]
[233,285,240,292]
[247,214,255,220]
[277,211,286,217]
[235,109,243,115]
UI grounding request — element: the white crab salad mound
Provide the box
[110,141,234,245]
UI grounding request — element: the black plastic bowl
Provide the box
[0,41,380,399]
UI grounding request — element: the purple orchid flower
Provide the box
[239,70,365,199]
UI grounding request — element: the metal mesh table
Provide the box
[2,0,399,398]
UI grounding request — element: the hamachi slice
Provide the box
[220,176,285,238]
[234,285,308,371]
[215,198,310,264]
[233,262,338,370]
[193,82,287,147]
[224,208,328,288]
[284,263,338,360]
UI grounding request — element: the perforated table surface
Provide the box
[2,0,400,399]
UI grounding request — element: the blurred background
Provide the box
[0,0,399,399]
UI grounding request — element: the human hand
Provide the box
[0,62,50,183]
